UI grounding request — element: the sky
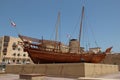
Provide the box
[0,0,120,52]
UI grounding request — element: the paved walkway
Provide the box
[97,72,120,79]
[0,72,120,80]
[0,74,76,80]
[0,74,19,80]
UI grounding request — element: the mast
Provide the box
[55,12,60,41]
[54,12,61,51]
[78,6,84,53]
[79,6,84,47]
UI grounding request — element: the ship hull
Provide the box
[25,48,106,64]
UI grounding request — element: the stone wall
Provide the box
[5,63,119,77]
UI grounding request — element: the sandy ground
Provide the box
[0,72,120,80]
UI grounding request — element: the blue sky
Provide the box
[0,0,120,52]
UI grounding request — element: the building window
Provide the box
[13,53,16,56]
[3,48,7,55]
[17,60,20,64]
[12,42,17,50]
[18,48,21,51]
[17,53,20,57]
[13,47,16,50]
[2,59,5,62]
[13,60,15,63]
[3,48,7,52]
[4,36,10,42]
[3,42,8,47]
[23,54,26,57]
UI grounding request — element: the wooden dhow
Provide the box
[18,6,112,64]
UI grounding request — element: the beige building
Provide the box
[0,36,31,64]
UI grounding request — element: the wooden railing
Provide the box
[23,41,61,53]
